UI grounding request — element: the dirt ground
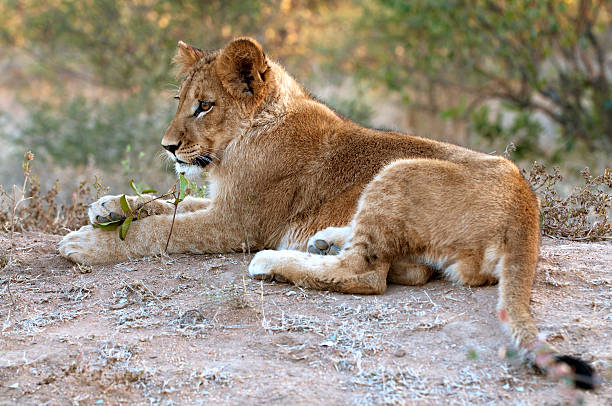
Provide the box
[0,232,610,405]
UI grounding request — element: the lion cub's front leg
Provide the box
[59,203,242,265]
[89,194,211,225]
[59,224,132,264]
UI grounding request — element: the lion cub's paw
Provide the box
[89,195,128,224]
[88,194,164,225]
[248,251,289,283]
[306,226,352,255]
[58,225,122,264]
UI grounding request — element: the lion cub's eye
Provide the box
[194,101,215,118]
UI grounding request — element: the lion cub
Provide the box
[59,37,595,389]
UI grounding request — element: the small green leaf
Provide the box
[129,180,142,196]
[119,216,133,240]
[141,188,158,194]
[178,173,188,202]
[119,195,131,214]
[93,221,123,231]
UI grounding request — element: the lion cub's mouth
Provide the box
[193,155,212,168]
[175,155,212,168]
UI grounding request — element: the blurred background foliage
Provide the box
[0,0,610,195]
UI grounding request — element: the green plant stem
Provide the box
[133,192,174,218]
[165,203,179,253]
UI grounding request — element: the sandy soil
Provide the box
[0,232,610,405]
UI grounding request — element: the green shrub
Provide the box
[11,90,173,169]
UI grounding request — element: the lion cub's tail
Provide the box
[498,220,597,390]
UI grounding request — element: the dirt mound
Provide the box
[1,233,610,405]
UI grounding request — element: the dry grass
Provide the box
[352,364,516,405]
[12,309,84,335]
[0,154,103,236]
[261,294,458,374]
[1,152,610,243]
[64,341,154,390]
[190,367,234,388]
[525,163,611,241]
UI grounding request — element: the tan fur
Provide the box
[59,37,560,370]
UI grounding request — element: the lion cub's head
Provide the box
[162,37,271,177]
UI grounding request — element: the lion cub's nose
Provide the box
[162,141,181,155]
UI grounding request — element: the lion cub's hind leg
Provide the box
[388,258,436,286]
[306,226,352,255]
[306,228,437,286]
[249,248,388,294]
[442,250,500,287]
[388,249,500,287]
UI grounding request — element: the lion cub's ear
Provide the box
[173,41,205,77]
[216,37,268,104]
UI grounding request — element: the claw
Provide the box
[274,274,289,283]
[109,212,124,221]
[307,244,320,254]
[96,215,110,223]
[252,272,274,282]
[307,240,341,256]
[314,239,329,250]
[327,244,340,255]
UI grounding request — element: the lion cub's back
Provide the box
[357,155,538,253]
